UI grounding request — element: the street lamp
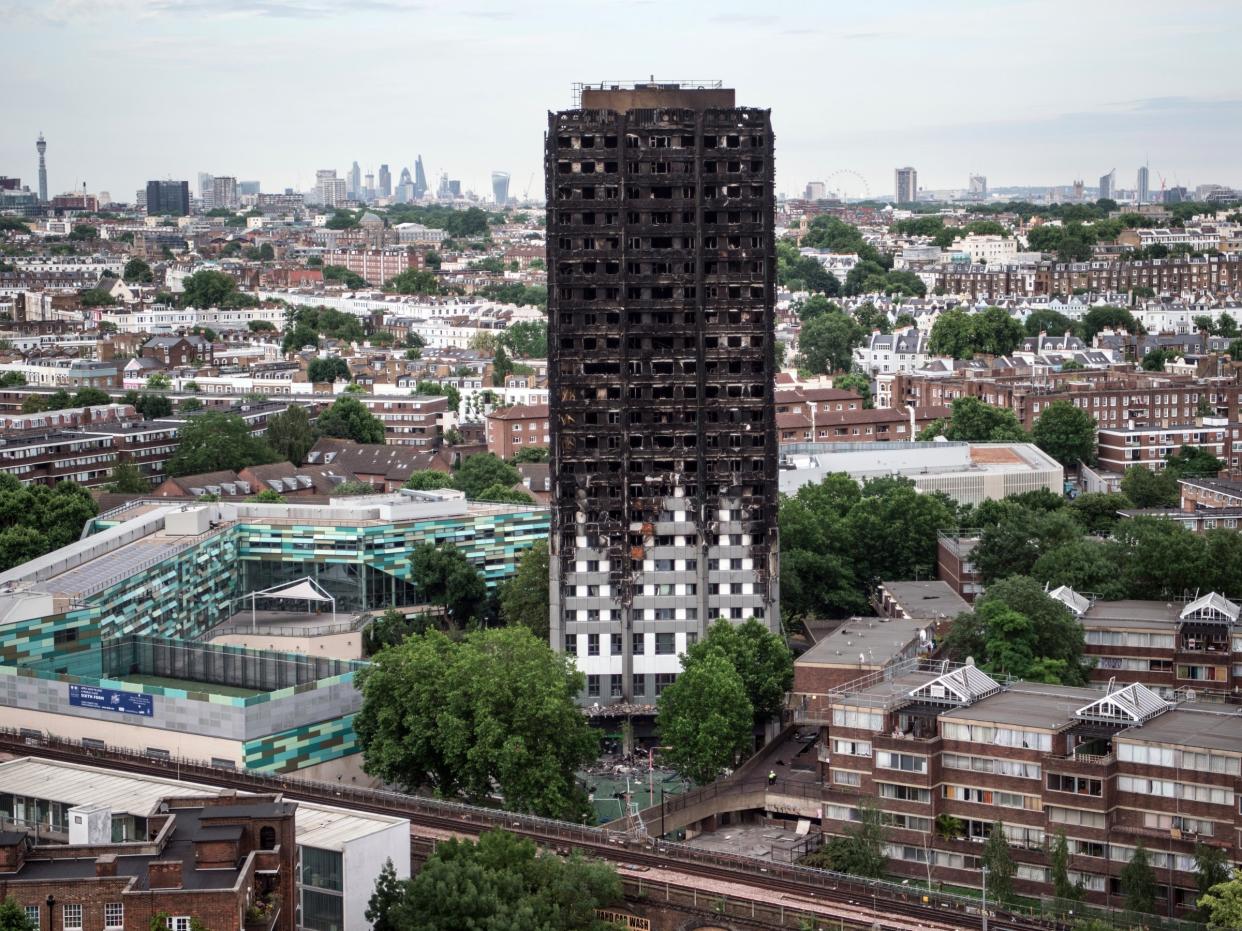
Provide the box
[981,866,989,931]
[45,895,55,931]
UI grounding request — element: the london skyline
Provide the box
[3,0,1241,202]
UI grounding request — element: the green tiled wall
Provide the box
[243,713,358,774]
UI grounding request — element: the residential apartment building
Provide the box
[0,359,119,388]
[811,663,1242,917]
[895,167,917,205]
[936,534,983,602]
[141,334,214,368]
[851,326,932,376]
[485,403,549,459]
[1063,588,1242,694]
[321,247,421,286]
[356,394,447,447]
[953,234,1017,265]
[547,83,779,704]
[1096,418,1229,474]
[0,429,116,487]
[893,369,1242,432]
[77,420,181,486]
[777,405,947,446]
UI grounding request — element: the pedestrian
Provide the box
[768,769,776,786]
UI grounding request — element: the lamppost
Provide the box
[981,865,989,931]
[45,894,55,931]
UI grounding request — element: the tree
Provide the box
[167,411,279,476]
[971,306,1025,356]
[1141,347,1170,371]
[0,475,98,570]
[307,356,351,383]
[843,478,957,585]
[0,899,37,931]
[333,479,380,496]
[1033,400,1097,466]
[657,649,753,784]
[248,320,275,333]
[404,469,456,491]
[499,539,549,639]
[454,453,519,499]
[365,859,404,931]
[944,575,1089,685]
[107,461,150,493]
[686,618,793,722]
[123,258,153,283]
[0,372,25,387]
[491,344,514,386]
[1024,309,1078,338]
[322,265,368,289]
[824,804,888,878]
[798,308,863,374]
[182,269,241,308]
[408,543,487,627]
[130,392,172,419]
[833,371,872,408]
[921,396,1027,442]
[1120,843,1158,915]
[1080,305,1140,342]
[1199,871,1242,929]
[68,223,98,241]
[1194,842,1231,919]
[385,269,440,295]
[469,331,499,355]
[928,308,977,357]
[355,628,598,819]
[264,405,316,466]
[382,831,621,931]
[475,483,534,504]
[317,395,385,444]
[1113,517,1209,600]
[1165,444,1224,478]
[1050,831,1083,907]
[981,822,1015,906]
[79,288,117,308]
[1120,465,1180,507]
[72,386,112,408]
[145,372,171,390]
[499,320,548,358]
[1070,491,1130,535]
[512,445,549,464]
[248,489,286,503]
[1031,539,1125,599]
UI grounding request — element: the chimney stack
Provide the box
[148,860,183,889]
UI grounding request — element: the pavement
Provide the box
[683,820,812,862]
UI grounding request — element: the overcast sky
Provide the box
[3,0,1240,203]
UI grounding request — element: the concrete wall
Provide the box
[209,631,363,661]
[343,821,411,931]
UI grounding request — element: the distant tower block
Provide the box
[36,133,47,203]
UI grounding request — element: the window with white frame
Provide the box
[63,905,83,930]
[166,918,192,931]
[105,903,124,929]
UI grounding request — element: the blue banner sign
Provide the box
[68,684,154,717]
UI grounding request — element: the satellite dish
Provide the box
[859,653,866,665]
[919,628,928,642]
[965,656,976,666]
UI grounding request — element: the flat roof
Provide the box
[0,758,407,848]
[1115,707,1242,754]
[880,580,971,620]
[1080,600,1181,629]
[797,617,926,669]
[942,683,1101,730]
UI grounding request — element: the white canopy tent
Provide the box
[246,577,335,631]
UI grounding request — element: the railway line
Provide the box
[0,732,1050,931]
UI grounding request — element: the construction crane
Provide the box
[522,171,536,201]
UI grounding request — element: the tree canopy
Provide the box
[264,405,316,466]
[797,306,864,374]
[316,395,385,444]
[928,307,1024,358]
[306,356,351,383]
[0,475,98,571]
[454,453,520,499]
[920,396,1028,443]
[369,830,621,931]
[408,543,488,628]
[657,649,753,784]
[167,411,279,476]
[182,270,255,309]
[779,474,956,619]
[1032,400,1097,467]
[355,627,598,819]
[684,618,793,722]
[943,576,1090,685]
[499,320,548,358]
[499,539,549,640]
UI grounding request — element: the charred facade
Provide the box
[546,83,779,704]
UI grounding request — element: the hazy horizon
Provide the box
[3,0,1240,203]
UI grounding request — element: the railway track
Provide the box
[2,735,1049,931]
